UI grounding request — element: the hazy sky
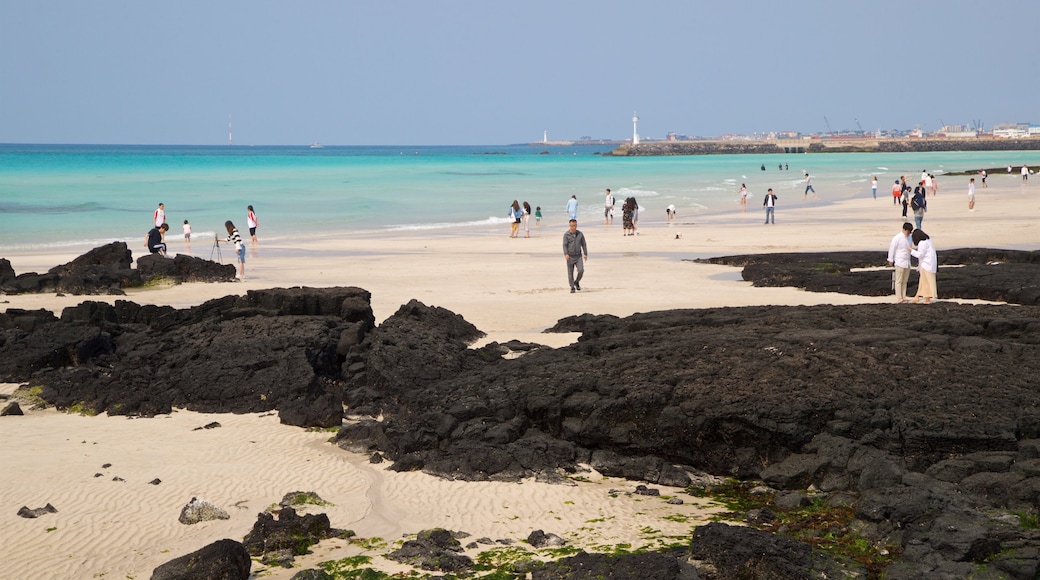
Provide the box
[2,1,1036,145]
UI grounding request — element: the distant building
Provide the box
[993,123,1030,138]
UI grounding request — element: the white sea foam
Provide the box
[387,216,513,231]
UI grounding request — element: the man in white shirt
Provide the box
[603,188,614,224]
[887,222,914,303]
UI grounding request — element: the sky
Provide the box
[1,0,1036,146]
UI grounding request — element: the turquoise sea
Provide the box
[0,144,1033,253]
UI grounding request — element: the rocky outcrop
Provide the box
[151,538,250,580]
[694,248,1040,305]
[241,508,347,568]
[533,551,701,580]
[7,263,1040,576]
[385,528,473,573]
[0,242,234,295]
[0,286,375,426]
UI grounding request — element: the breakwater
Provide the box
[612,137,1040,156]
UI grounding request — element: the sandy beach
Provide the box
[2,176,1037,578]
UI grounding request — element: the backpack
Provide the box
[910,196,922,211]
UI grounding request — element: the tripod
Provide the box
[210,235,223,263]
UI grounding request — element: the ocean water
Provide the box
[0,143,1032,253]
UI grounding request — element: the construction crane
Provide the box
[823,116,833,134]
[855,118,864,133]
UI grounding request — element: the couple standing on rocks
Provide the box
[887,222,937,304]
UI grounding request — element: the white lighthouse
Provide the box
[543,130,548,144]
[632,113,640,145]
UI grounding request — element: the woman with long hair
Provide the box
[909,229,937,304]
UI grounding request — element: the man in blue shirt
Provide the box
[566,195,578,221]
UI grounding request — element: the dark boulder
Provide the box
[0,258,16,285]
[48,241,132,276]
[385,528,473,572]
[136,253,236,283]
[150,538,250,580]
[241,507,343,565]
[687,522,863,579]
[532,550,699,580]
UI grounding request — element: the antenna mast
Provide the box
[228,115,233,146]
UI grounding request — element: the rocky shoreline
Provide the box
[612,137,1040,156]
[5,247,1040,578]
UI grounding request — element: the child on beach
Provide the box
[535,206,542,224]
[224,220,245,279]
[247,205,259,243]
[182,220,192,244]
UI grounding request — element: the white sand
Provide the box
[1,177,1036,577]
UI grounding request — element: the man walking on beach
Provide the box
[566,195,579,221]
[887,222,914,303]
[803,173,817,200]
[563,219,588,293]
[763,188,777,224]
[603,189,614,225]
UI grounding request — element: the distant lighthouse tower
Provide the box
[228,115,233,146]
[543,130,548,144]
[632,113,640,145]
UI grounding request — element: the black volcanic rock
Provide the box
[688,522,862,579]
[241,508,343,566]
[694,248,1040,304]
[0,287,374,424]
[533,551,699,580]
[151,538,250,580]
[0,241,238,295]
[136,252,236,283]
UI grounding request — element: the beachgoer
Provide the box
[247,205,259,243]
[562,219,588,293]
[182,220,192,245]
[666,204,676,220]
[566,195,578,221]
[900,176,911,218]
[968,177,976,211]
[153,202,166,228]
[145,223,169,256]
[535,206,542,224]
[1023,165,1030,182]
[981,169,987,187]
[892,179,901,206]
[522,201,532,238]
[763,188,777,224]
[803,173,816,199]
[740,183,748,212]
[761,164,766,171]
[785,163,789,170]
[911,181,927,230]
[223,220,245,279]
[603,189,614,225]
[509,200,522,238]
[621,197,635,235]
[910,229,937,304]
[778,163,782,171]
[929,174,938,196]
[886,222,914,303]
[1008,164,1013,174]
[871,176,878,200]
[632,200,640,234]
